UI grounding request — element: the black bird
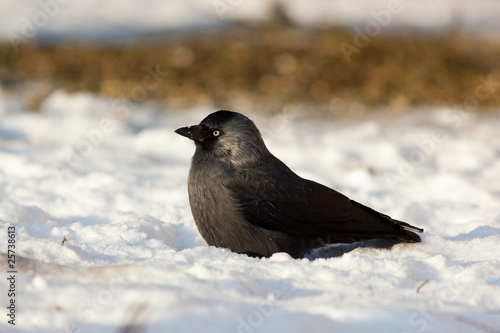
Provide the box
[175,110,423,258]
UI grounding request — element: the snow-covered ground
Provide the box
[0,90,499,332]
[1,0,500,43]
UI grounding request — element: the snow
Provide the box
[1,0,500,43]
[1,90,499,332]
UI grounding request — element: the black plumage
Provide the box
[175,110,423,258]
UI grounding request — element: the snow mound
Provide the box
[0,91,499,332]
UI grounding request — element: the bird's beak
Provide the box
[175,125,207,142]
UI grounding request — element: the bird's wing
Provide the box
[226,157,422,243]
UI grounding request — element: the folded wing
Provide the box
[227,158,422,245]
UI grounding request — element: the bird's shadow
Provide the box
[304,239,401,260]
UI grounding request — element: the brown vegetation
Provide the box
[1,26,499,113]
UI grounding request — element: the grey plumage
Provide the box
[175,110,423,258]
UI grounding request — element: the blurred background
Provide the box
[1,0,499,115]
[1,2,500,332]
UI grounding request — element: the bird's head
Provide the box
[175,110,270,166]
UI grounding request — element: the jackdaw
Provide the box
[175,110,423,258]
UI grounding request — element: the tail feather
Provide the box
[350,200,424,242]
[390,217,424,233]
[397,227,422,243]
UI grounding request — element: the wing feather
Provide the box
[226,156,422,245]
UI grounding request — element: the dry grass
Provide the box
[1,25,499,113]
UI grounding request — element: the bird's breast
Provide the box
[187,161,244,248]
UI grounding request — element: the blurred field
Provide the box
[1,25,499,113]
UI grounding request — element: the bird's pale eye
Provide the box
[212,130,220,137]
